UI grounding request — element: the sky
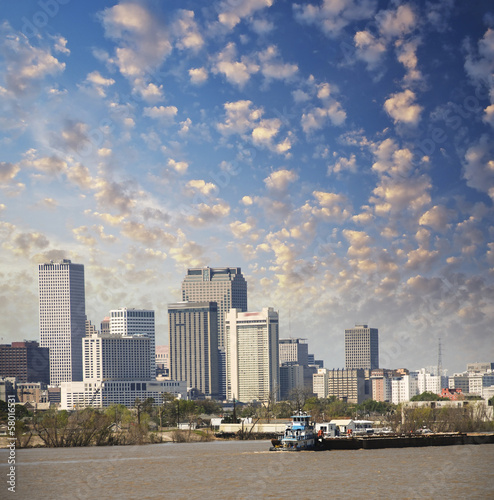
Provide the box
[1,0,494,376]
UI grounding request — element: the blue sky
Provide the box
[1,0,494,375]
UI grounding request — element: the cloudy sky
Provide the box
[1,0,494,375]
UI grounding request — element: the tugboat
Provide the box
[270,411,315,451]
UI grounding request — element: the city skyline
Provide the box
[1,1,494,375]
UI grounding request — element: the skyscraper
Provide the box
[39,259,86,385]
[225,308,279,403]
[344,324,379,370]
[181,267,247,349]
[182,267,247,399]
[109,308,156,377]
[168,301,219,398]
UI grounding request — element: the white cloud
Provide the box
[377,4,416,39]
[185,179,218,197]
[217,0,274,30]
[143,105,178,122]
[384,89,422,125]
[0,21,66,96]
[99,3,171,92]
[294,0,377,38]
[173,10,204,51]
[82,71,115,97]
[463,134,494,201]
[419,205,455,231]
[264,169,298,191]
[354,30,386,70]
[189,67,208,85]
[302,101,346,132]
[0,162,20,183]
[167,159,188,174]
[212,42,259,88]
[258,45,298,82]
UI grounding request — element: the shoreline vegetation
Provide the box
[1,392,493,449]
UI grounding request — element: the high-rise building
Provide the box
[181,267,247,349]
[83,333,152,382]
[344,324,379,370]
[109,308,156,377]
[181,267,247,399]
[39,259,86,385]
[0,341,50,384]
[279,338,309,366]
[168,302,219,398]
[225,308,279,403]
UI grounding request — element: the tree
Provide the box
[410,392,448,402]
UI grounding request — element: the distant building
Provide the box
[39,259,86,385]
[168,301,219,398]
[84,333,153,382]
[156,345,169,378]
[181,267,247,399]
[226,308,279,403]
[440,388,463,400]
[279,338,309,366]
[345,324,379,370]
[100,317,110,335]
[17,382,49,404]
[110,308,156,377]
[449,371,494,398]
[391,372,418,404]
[370,369,395,402]
[416,368,448,395]
[61,380,187,410]
[0,341,49,384]
[466,362,494,373]
[279,363,305,400]
[313,368,368,404]
[85,318,98,337]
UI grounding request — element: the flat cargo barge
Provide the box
[319,433,494,450]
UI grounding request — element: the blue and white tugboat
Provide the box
[270,411,315,451]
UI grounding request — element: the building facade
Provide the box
[391,373,419,404]
[61,379,187,410]
[83,333,152,382]
[156,345,170,378]
[313,368,368,404]
[109,308,156,377]
[168,302,219,398]
[0,341,50,384]
[416,368,448,395]
[39,259,86,385]
[225,308,279,403]
[181,267,247,349]
[344,324,379,370]
[279,338,309,366]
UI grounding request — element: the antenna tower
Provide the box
[437,337,443,377]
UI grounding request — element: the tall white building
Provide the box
[417,368,448,395]
[391,373,419,404]
[225,307,279,403]
[345,324,379,370]
[110,308,156,377]
[168,301,219,397]
[39,259,86,385]
[83,333,152,382]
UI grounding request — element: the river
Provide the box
[1,440,493,499]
